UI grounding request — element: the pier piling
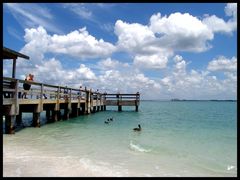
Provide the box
[16,111,22,126]
[32,113,40,127]
[5,115,16,134]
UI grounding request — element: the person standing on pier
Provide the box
[78,86,83,99]
[22,74,34,99]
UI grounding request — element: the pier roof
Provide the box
[3,46,30,78]
[3,47,30,60]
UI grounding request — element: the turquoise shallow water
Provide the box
[3,101,237,177]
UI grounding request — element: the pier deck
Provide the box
[2,77,140,134]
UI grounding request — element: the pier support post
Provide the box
[57,111,62,121]
[70,106,78,117]
[5,115,16,134]
[85,90,91,114]
[63,107,69,120]
[77,103,81,116]
[92,106,96,113]
[52,110,59,122]
[54,99,60,121]
[101,105,104,111]
[118,105,122,112]
[135,105,138,112]
[77,108,81,116]
[104,105,106,111]
[46,109,51,122]
[32,113,40,127]
[16,111,22,126]
[80,103,85,115]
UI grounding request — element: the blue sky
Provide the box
[3,3,237,100]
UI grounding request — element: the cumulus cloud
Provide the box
[115,11,214,54]
[114,19,173,70]
[225,3,237,19]
[158,55,237,100]
[76,64,96,80]
[149,12,213,52]
[133,53,170,69]
[114,11,215,70]
[20,26,116,60]
[115,20,156,54]
[97,69,161,97]
[48,27,116,59]
[25,58,96,87]
[202,15,236,34]
[202,3,237,34]
[10,26,109,88]
[97,58,129,70]
[207,56,237,72]
[113,3,237,71]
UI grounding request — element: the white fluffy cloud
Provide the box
[202,3,237,34]
[207,56,237,72]
[202,15,235,34]
[115,20,155,54]
[48,27,116,59]
[22,26,116,60]
[133,53,169,69]
[97,58,129,70]
[113,3,237,70]
[114,19,173,69]
[149,12,213,52]
[114,11,214,70]
[115,12,215,54]
[10,26,106,88]
[28,58,96,87]
[96,69,161,97]
[225,3,237,19]
[158,55,237,99]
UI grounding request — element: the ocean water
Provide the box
[3,101,237,177]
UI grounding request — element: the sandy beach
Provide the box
[3,144,128,177]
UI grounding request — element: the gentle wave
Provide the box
[227,165,235,171]
[129,141,151,153]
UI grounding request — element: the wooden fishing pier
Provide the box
[2,46,140,134]
[2,77,140,134]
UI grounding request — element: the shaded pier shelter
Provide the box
[3,47,30,78]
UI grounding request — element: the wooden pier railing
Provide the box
[2,77,140,134]
[104,93,140,111]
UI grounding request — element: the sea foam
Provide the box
[129,141,151,153]
[227,165,235,171]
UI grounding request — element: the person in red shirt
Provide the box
[22,74,34,99]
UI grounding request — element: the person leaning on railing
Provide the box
[22,74,34,99]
